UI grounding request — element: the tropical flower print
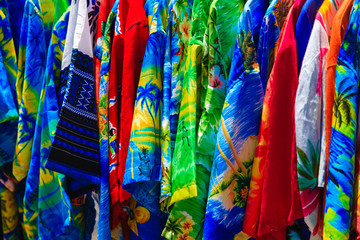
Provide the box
[177,232,194,240]
[324,3,360,237]
[209,74,223,89]
[127,198,151,236]
[163,214,196,240]
[123,2,169,238]
[181,218,195,232]
[180,19,190,41]
[203,0,267,239]
[160,0,194,202]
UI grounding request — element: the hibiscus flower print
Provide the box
[177,232,194,240]
[180,19,190,41]
[181,218,195,232]
[209,74,223,89]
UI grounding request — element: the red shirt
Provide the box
[243,0,306,238]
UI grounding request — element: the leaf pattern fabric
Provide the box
[203,0,268,239]
[162,0,246,239]
[13,0,52,182]
[294,0,342,236]
[0,9,17,125]
[160,0,194,202]
[0,5,18,167]
[2,0,360,238]
[324,1,360,239]
[324,0,354,191]
[0,183,22,240]
[23,6,91,240]
[161,0,212,239]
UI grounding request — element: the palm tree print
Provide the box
[239,29,258,71]
[137,80,162,126]
[164,215,185,240]
[333,63,357,128]
[17,107,36,152]
[209,117,254,206]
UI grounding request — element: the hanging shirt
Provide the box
[161,0,213,239]
[109,0,149,236]
[244,0,306,238]
[324,0,360,238]
[0,6,18,167]
[242,0,294,236]
[203,0,268,239]
[295,0,344,236]
[295,0,324,71]
[23,7,89,240]
[47,0,101,185]
[118,0,149,204]
[13,0,53,181]
[122,0,169,239]
[108,0,124,233]
[324,0,353,201]
[0,0,18,110]
[163,0,245,239]
[98,1,120,239]
[160,0,194,202]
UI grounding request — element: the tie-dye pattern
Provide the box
[324,1,360,239]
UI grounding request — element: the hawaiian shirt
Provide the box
[13,0,53,181]
[294,0,343,236]
[203,0,268,238]
[122,0,169,239]
[244,0,306,238]
[324,1,360,239]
